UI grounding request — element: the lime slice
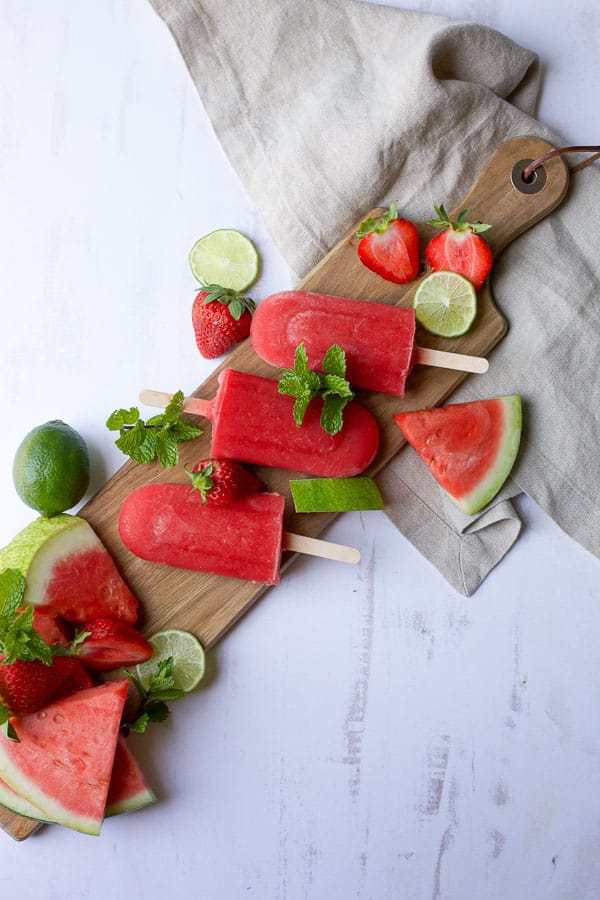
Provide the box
[189,229,259,291]
[290,477,384,513]
[413,271,477,337]
[136,629,206,693]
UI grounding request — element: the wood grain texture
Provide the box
[0,136,568,841]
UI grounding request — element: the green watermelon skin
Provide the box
[0,515,138,624]
[394,396,522,515]
[0,682,127,835]
[105,737,155,817]
[0,776,48,822]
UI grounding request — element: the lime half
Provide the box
[414,271,477,337]
[136,629,206,693]
[189,229,259,291]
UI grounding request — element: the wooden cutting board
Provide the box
[0,136,568,840]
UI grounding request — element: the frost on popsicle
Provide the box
[277,343,354,436]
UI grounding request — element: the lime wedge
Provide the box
[136,629,206,693]
[413,271,477,337]
[290,477,384,513]
[189,229,259,291]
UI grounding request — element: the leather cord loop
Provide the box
[522,146,600,182]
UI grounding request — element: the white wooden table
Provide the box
[0,1,599,897]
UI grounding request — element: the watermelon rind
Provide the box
[0,742,101,834]
[105,787,156,818]
[0,775,49,822]
[0,514,137,623]
[457,395,522,515]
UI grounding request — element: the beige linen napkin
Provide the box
[148,0,600,593]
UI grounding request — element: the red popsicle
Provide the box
[119,484,360,585]
[251,291,488,396]
[140,369,380,477]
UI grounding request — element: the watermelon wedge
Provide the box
[0,681,127,835]
[106,738,155,817]
[394,395,522,515]
[0,515,138,624]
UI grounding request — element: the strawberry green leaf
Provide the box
[185,463,214,502]
[356,203,400,238]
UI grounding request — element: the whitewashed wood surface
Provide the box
[0,1,599,897]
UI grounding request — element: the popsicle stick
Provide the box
[414,346,489,374]
[139,389,211,418]
[284,532,360,564]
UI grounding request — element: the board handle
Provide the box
[415,346,489,374]
[284,532,360,564]
[139,389,212,419]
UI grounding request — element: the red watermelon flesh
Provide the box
[394,396,522,515]
[0,681,127,834]
[106,737,155,817]
[0,515,138,625]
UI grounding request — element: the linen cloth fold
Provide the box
[148,0,600,594]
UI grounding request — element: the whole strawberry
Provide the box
[356,204,420,284]
[192,285,256,359]
[186,458,264,506]
[425,205,493,290]
[0,656,92,714]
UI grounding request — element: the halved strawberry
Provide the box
[32,611,71,646]
[356,204,420,284]
[424,205,493,290]
[185,458,264,506]
[77,618,153,672]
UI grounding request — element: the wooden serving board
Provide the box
[0,136,568,840]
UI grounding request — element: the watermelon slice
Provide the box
[0,681,127,835]
[394,395,522,515]
[105,738,155,817]
[0,737,154,823]
[0,515,138,624]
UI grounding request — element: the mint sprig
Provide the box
[0,569,54,666]
[278,343,354,436]
[202,284,256,321]
[356,203,399,238]
[0,705,18,742]
[123,657,186,735]
[427,204,491,234]
[106,391,202,468]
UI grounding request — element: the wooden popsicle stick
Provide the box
[414,346,489,374]
[139,389,211,418]
[284,532,360,564]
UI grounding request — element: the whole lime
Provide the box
[13,420,90,517]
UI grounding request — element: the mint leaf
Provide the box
[292,391,313,428]
[129,431,158,465]
[320,394,350,436]
[156,432,179,468]
[106,407,140,431]
[170,421,203,443]
[322,345,346,378]
[322,373,353,399]
[129,712,150,734]
[115,420,146,456]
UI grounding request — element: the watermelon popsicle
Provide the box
[119,484,360,585]
[140,369,379,477]
[251,291,488,396]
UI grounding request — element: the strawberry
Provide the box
[77,618,153,672]
[0,656,93,714]
[185,458,264,506]
[425,205,493,290]
[192,285,256,358]
[32,610,71,646]
[356,204,420,284]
